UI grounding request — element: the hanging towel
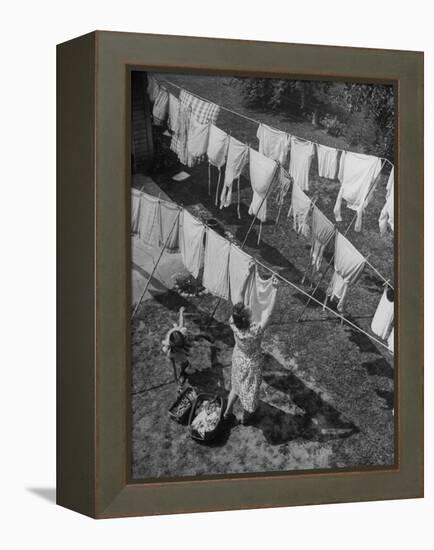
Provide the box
[248,148,277,222]
[316,143,339,179]
[244,266,278,325]
[186,116,209,167]
[387,328,394,353]
[167,93,180,134]
[181,89,220,124]
[257,123,290,165]
[152,88,169,126]
[288,182,312,237]
[311,206,335,271]
[131,188,143,235]
[171,89,219,164]
[326,232,366,311]
[202,228,230,299]
[220,137,248,210]
[159,201,181,253]
[180,210,205,278]
[288,136,315,192]
[334,151,382,231]
[371,287,394,340]
[146,74,160,103]
[139,194,161,247]
[379,167,394,235]
[228,245,254,304]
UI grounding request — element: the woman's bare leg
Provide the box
[224,389,238,418]
[170,359,178,383]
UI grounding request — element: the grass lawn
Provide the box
[131,74,394,480]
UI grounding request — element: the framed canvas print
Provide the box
[57,31,423,518]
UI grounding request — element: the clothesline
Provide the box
[133,188,392,354]
[154,75,394,171]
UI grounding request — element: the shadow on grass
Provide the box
[362,358,394,380]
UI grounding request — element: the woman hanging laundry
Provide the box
[223,272,278,425]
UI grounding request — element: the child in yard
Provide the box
[161,306,213,388]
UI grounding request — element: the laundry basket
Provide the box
[168,386,197,423]
[188,393,224,442]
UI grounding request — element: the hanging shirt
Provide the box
[248,148,277,222]
[202,228,230,299]
[387,328,394,353]
[288,136,315,192]
[371,287,394,340]
[180,210,205,278]
[288,182,311,237]
[207,125,229,169]
[147,74,160,103]
[131,188,142,235]
[152,88,169,126]
[167,94,180,134]
[220,137,248,209]
[326,232,366,311]
[186,116,209,167]
[159,201,181,253]
[243,266,278,325]
[228,244,254,304]
[316,144,339,179]
[334,151,382,231]
[311,206,335,271]
[257,123,290,165]
[379,167,394,235]
[139,193,161,247]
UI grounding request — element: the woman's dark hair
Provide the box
[169,330,191,353]
[232,302,251,330]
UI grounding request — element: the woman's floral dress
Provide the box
[230,318,264,413]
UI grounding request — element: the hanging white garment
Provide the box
[379,167,394,235]
[152,88,169,126]
[207,125,229,204]
[147,74,160,103]
[180,210,205,278]
[257,123,290,165]
[371,288,394,340]
[202,228,230,299]
[186,117,209,167]
[310,206,335,271]
[167,94,180,134]
[288,136,315,192]
[139,194,161,247]
[316,143,339,179]
[288,182,312,237]
[325,232,366,311]
[334,151,382,231]
[248,148,277,222]
[131,188,142,235]
[159,201,181,253]
[220,137,248,210]
[243,267,278,325]
[228,245,254,304]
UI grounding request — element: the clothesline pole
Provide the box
[131,209,181,320]
[154,75,395,173]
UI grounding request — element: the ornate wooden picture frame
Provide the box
[57,31,423,518]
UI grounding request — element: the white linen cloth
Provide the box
[257,123,290,165]
[248,148,277,222]
[202,228,230,299]
[334,151,382,231]
[220,137,248,210]
[228,244,254,304]
[288,136,315,191]
[379,167,394,235]
[316,143,339,179]
[180,210,205,278]
[371,288,394,340]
